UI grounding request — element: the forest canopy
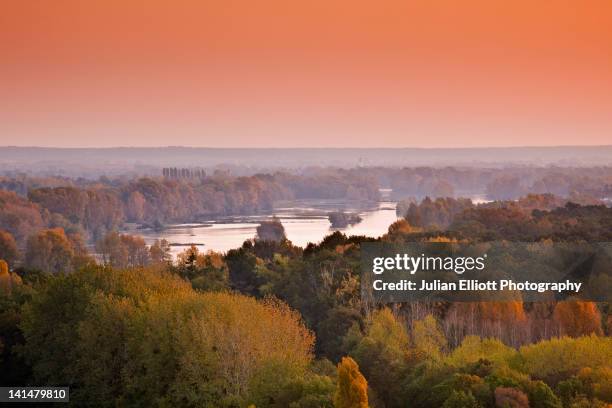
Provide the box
[0,167,611,407]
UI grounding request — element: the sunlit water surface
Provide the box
[124,193,497,257]
[125,200,398,257]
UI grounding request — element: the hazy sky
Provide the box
[1,0,611,148]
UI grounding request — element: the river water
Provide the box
[124,192,495,257]
[124,200,399,256]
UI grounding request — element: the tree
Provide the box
[517,335,612,383]
[386,219,422,236]
[25,228,75,273]
[67,231,93,270]
[125,191,146,222]
[525,380,562,408]
[349,308,408,407]
[96,231,128,268]
[0,258,29,386]
[494,387,529,408]
[0,230,18,267]
[328,212,362,228]
[256,218,286,242]
[448,336,516,367]
[317,307,363,361]
[226,242,262,295]
[149,239,171,264]
[0,190,47,242]
[443,390,481,408]
[192,250,229,291]
[121,234,150,267]
[413,314,447,360]
[432,180,455,198]
[96,232,149,268]
[175,246,229,291]
[0,259,23,295]
[334,357,368,408]
[248,362,335,407]
[20,266,314,406]
[553,301,603,337]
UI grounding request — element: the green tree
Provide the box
[525,380,562,408]
[350,308,408,407]
[226,242,262,295]
[442,390,481,408]
[175,246,229,291]
[517,335,612,383]
[20,266,314,406]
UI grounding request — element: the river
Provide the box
[123,192,496,257]
[123,199,399,257]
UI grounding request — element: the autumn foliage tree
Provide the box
[0,259,22,295]
[20,266,314,406]
[334,357,368,408]
[0,230,18,267]
[0,190,47,243]
[494,387,529,408]
[553,300,603,337]
[174,245,229,291]
[149,238,171,264]
[24,228,76,273]
[95,231,150,268]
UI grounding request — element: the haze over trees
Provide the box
[0,171,378,244]
[2,146,612,177]
[1,164,610,248]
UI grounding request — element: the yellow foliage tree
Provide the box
[448,335,517,367]
[20,266,314,406]
[518,335,612,380]
[334,356,368,408]
[413,314,447,360]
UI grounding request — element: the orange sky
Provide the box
[1,0,611,147]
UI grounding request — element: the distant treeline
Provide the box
[396,193,609,232]
[367,166,612,200]
[4,165,612,200]
[0,170,379,243]
[2,165,611,244]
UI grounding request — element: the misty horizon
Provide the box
[2,146,612,179]
[2,144,612,149]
